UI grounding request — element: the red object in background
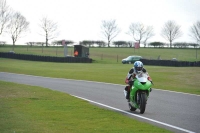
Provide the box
[62,40,65,45]
[134,42,140,49]
[74,50,78,56]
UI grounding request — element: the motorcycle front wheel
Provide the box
[140,93,147,114]
[128,103,137,111]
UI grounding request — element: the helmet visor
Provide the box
[136,67,142,71]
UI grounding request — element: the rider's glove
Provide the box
[125,77,129,84]
[147,77,152,82]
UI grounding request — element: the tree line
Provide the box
[1,0,200,48]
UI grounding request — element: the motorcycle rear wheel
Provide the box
[128,103,137,111]
[140,93,147,114]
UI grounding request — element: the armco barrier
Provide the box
[0,52,92,63]
[140,59,200,67]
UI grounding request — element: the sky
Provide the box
[1,0,200,45]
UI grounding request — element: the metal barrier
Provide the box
[140,59,200,67]
[0,52,92,63]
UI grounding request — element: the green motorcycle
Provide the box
[128,73,152,114]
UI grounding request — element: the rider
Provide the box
[124,61,152,101]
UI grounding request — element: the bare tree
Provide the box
[7,11,29,45]
[0,0,11,36]
[101,19,120,47]
[95,40,106,47]
[161,20,182,48]
[142,26,154,47]
[190,21,200,44]
[127,22,154,47]
[113,41,127,47]
[39,17,58,47]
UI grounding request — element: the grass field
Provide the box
[0,45,200,62]
[0,81,171,133]
[0,46,200,132]
[0,58,200,95]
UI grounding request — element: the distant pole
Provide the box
[12,44,14,51]
[56,43,58,56]
[62,40,67,57]
[196,48,197,60]
[42,43,43,53]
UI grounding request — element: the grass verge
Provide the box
[0,46,200,62]
[0,81,172,133]
[0,58,200,95]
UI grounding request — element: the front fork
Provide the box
[137,92,140,104]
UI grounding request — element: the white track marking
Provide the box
[72,95,196,133]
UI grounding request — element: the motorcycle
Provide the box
[124,72,152,114]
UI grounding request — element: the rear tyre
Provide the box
[128,103,137,111]
[140,93,147,114]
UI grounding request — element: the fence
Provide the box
[0,52,200,66]
[140,59,200,67]
[0,52,92,63]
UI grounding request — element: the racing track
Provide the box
[0,72,199,133]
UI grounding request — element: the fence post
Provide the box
[56,44,58,56]
[42,44,43,53]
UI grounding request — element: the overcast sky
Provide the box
[2,0,200,45]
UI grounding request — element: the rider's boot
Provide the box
[126,91,130,102]
[124,86,130,102]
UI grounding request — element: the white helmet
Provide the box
[134,61,143,73]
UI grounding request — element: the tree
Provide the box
[173,42,189,48]
[26,42,35,47]
[127,22,154,47]
[189,43,199,48]
[95,40,106,47]
[101,19,120,47]
[142,26,154,47]
[127,41,134,47]
[7,11,29,45]
[161,20,182,48]
[39,17,58,47]
[80,40,94,47]
[149,42,164,48]
[52,40,74,46]
[190,21,200,44]
[113,41,127,47]
[0,0,11,36]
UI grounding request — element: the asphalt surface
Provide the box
[0,72,199,133]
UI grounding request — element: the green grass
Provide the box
[0,45,200,62]
[0,58,200,95]
[0,81,172,133]
[0,46,200,133]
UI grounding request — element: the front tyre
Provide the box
[140,93,147,114]
[128,103,137,111]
